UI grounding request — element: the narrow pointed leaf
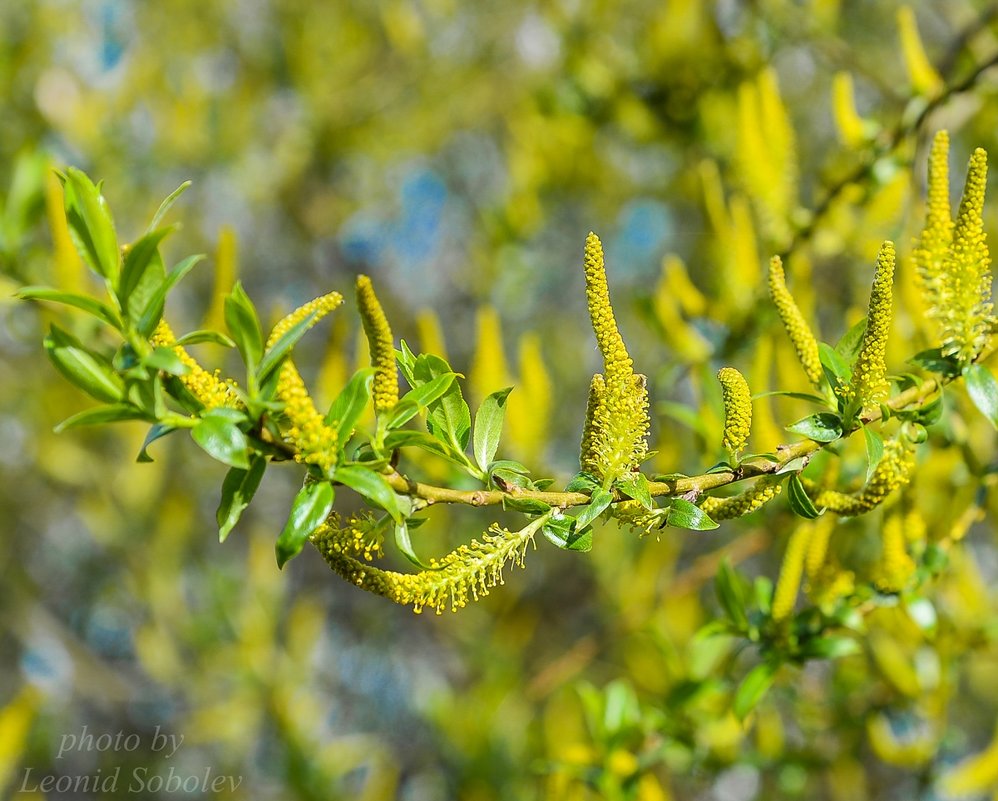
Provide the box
[334,464,403,522]
[326,368,375,443]
[217,455,267,542]
[191,410,250,469]
[473,387,512,473]
[276,481,334,567]
[964,364,998,429]
[17,287,120,329]
[136,254,205,337]
[44,325,123,403]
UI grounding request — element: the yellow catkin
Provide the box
[699,475,783,520]
[311,517,544,614]
[718,367,752,455]
[507,332,552,465]
[914,131,953,316]
[846,241,896,409]
[415,308,447,360]
[355,275,399,413]
[202,225,237,332]
[768,256,823,387]
[317,513,385,563]
[897,6,943,97]
[771,524,812,621]
[580,374,607,478]
[581,233,649,480]
[469,304,512,405]
[875,510,916,593]
[269,293,344,474]
[831,72,866,148]
[814,438,916,516]
[943,148,992,362]
[804,515,836,580]
[150,320,241,409]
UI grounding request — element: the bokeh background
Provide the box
[6,1,998,799]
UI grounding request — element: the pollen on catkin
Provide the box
[768,256,823,387]
[913,131,953,312]
[151,320,241,409]
[845,241,896,410]
[700,475,783,520]
[581,233,649,480]
[915,135,995,363]
[813,438,915,516]
[269,294,343,474]
[311,517,542,614]
[355,275,399,413]
[943,147,992,362]
[718,367,752,454]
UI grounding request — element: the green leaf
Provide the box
[786,412,843,442]
[191,409,250,469]
[818,342,851,387]
[715,559,750,630]
[910,347,961,378]
[119,226,173,321]
[542,515,593,552]
[614,472,652,509]
[668,498,719,530]
[147,180,191,232]
[326,368,375,443]
[733,662,777,720]
[142,346,190,376]
[575,487,614,529]
[413,354,472,453]
[799,635,860,660]
[173,330,236,348]
[61,168,119,284]
[224,281,264,374]
[54,403,146,432]
[383,429,460,462]
[44,325,124,403]
[565,472,600,493]
[257,309,320,385]
[136,253,205,337]
[835,318,867,361]
[17,286,120,329]
[473,387,512,473]
[334,464,403,522]
[396,340,418,385]
[787,473,821,519]
[384,372,457,429]
[217,455,267,542]
[137,423,177,462]
[393,520,436,569]
[863,425,884,482]
[964,364,998,429]
[276,481,335,567]
[751,390,828,405]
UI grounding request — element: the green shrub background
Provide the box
[5,2,998,799]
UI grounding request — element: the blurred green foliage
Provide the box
[8,2,998,800]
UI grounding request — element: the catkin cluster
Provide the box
[151,320,241,409]
[579,233,650,481]
[914,131,994,363]
[270,293,343,473]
